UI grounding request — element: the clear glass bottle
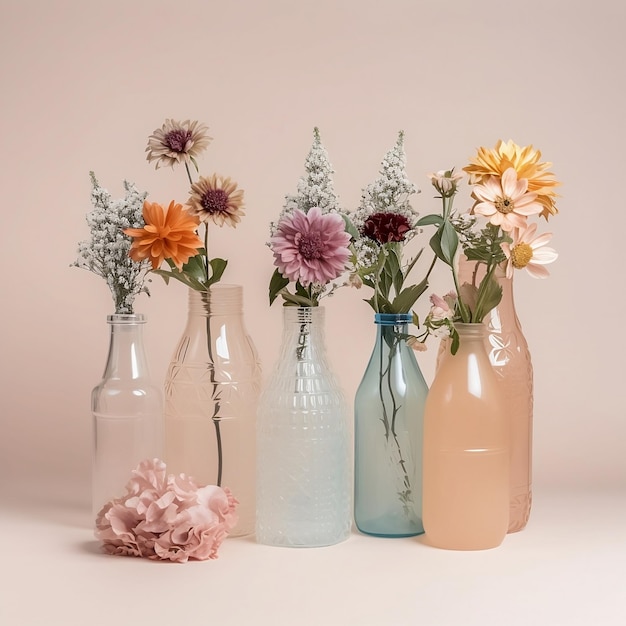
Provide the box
[354,313,427,537]
[256,306,351,548]
[458,257,533,533]
[92,314,163,519]
[164,285,261,537]
[423,323,509,550]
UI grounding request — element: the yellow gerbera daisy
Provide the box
[463,139,560,219]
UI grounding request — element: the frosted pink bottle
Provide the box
[423,323,509,550]
[458,258,533,532]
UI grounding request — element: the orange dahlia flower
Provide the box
[124,200,203,270]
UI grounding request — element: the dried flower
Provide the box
[143,119,245,292]
[72,172,151,314]
[187,174,245,227]
[268,128,349,307]
[421,140,560,353]
[347,132,431,315]
[146,119,212,170]
[270,127,341,237]
[95,458,238,563]
[271,207,350,286]
[124,200,203,270]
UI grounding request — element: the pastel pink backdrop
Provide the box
[1,0,624,520]
[3,2,626,625]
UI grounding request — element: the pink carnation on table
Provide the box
[94,458,238,562]
[270,206,351,286]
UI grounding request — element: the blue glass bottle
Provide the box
[354,313,428,537]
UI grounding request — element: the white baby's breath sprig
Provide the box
[72,172,151,314]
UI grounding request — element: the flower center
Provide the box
[200,188,229,214]
[495,196,514,214]
[510,242,533,268]
[295,232,323,259]
[165,129,192,153]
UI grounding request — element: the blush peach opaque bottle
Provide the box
[423,323,509,550]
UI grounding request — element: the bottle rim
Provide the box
[374,313,412,325]
[106,313,146,324]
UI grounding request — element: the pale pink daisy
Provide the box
[473,167,542,232]
[271,207,351,286]
[501,222,558,279]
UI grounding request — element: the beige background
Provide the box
[1,1,625,623]
[2,0,624,504]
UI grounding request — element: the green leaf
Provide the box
[281,292,315,307]
[416,214,444,227]
[403,247,424,279]
[390,278,429,313]
[429,221,458,266]
[450,329,460,355]
[207,258,228,287]
[152,268,206,291]
[473,275,503,322]
[182,254,208,282]
[340,213,360,240]
[386,245,403,297]
[269,268,290,306]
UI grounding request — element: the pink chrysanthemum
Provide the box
[271,207,351,286]
[501,222,558,279]
[472,167,542,232]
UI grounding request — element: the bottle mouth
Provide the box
[107,314,146,324]
[375,313,412,325]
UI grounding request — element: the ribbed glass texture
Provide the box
[164,285,261,537]
[256,307,351,547]
[354,314,427,537]
[91,314,163,519]
[458,257,534,533]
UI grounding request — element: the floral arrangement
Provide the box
[420,140,559,353]
[124,119,245,291]
[268,127,351,307]
[95,459,238,562]
[347,131,434,319]
[72,173,151,314]
[348,132,438,518]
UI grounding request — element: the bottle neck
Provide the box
[281,306,326,362]
[374,313,410,348]
[188,284,244,317]
[457,256,518,329]
[102,314,150,381]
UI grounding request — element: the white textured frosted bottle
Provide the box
[256,306,352,547]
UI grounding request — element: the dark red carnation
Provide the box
[362,212,411,243]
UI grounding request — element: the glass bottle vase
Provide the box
[256,306,352,548]
[458,257,533,533]
[164,285,261,537]
[423,323,509,550]
[354,313,427,537]
[91,314,163,519]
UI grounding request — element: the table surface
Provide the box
[2,487,624,626]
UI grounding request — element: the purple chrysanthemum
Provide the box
[271,207,351,286]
